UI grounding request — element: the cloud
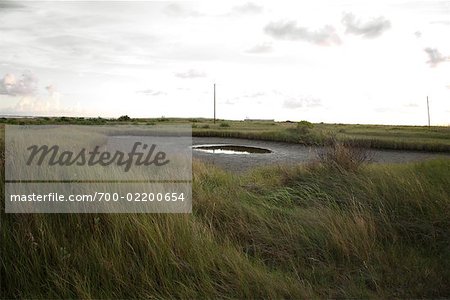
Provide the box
[175,69,206,79]
[374,107,389,113]
[7,97,85,116]
[12,95,59,114]
[0,71,38,96]
[0,2,25,9]
[45,84,61,102]
[231,2,263,15]
[424,47,449,67]
[3,84,83,116]
[243,92,265,98]
[264,21,341,46]
[430,21,450,26]
[228,92,266,103]
[245,43,273,54]
[0,72,86,116]
[136,89,166,96]
[342,13,391,38]
[283,96,321,109]
[224,99,235,105]
[15,85,61,113]
[163,3,201,17]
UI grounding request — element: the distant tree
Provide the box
[118,115,131,121]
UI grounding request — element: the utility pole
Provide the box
[426,96,430,127]
[213,83,216,124]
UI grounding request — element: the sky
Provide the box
[0,0,449,125]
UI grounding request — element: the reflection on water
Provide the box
[192,145,271,155]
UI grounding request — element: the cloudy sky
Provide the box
[0,0,449,125]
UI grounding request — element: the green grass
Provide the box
[1,120,449,297]
[1,121,450,298]
[2,117,449,152]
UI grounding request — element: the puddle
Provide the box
[192,145,272,155]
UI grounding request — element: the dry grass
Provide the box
[317,137,372,172]
[1,123,449,298]
[2,155,449,298]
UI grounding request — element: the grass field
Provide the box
[2,117,450,152]
[1,120,450,298]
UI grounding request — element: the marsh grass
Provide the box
[2,117,449,151]
[317,137,372,172]
[2,155,450,296]
[1,123,449,298]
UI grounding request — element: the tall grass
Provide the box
[1,139,450,298]
[317,137,372,172]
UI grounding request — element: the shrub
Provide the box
[201,124,210,129]
[297,120,314,135]
[317,137,371,172]
[297,120,313,128]
[117,115,131,121]
[219,122,230,128]
[58,116,70,123]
